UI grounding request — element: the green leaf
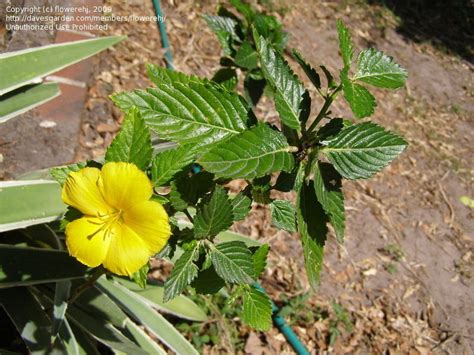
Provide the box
[252,244,269,277]
[0,245,85,288]
[203,15,238,55]
[199,123,295,179]
[210,241,255,284]
[341,68,376,118]
[111,80,249,148]
[216,230,262,247]
[97,278,198,355]
[270,200,297,232]
[52,280,71,340]
[292,49,321,89]
[169,171,214,210]
[235,42,258,70]
[105,107,152,170]
[230,0,255,22]
[354,48,407,89]
[203,15,239,41]
[130,263,149,289]
[68,304,146,355]
[0,36,125,95]
[313,161,345,242]
[50,162,87,186]
[320,65,337,89]
[194,187,234,238]
[191,266,225,295]
[316,117,345,141]
[212,68,238,91]
[296,179,329,289]
[0,180,66,232]
[244,72,266,106]
[231,193,252,221]
[117,278,207,321]
[321,122,407,179]
[336,19,353,70]
[123,319,167,355]
[0,83,60,123]
[146,64,202,86]
[164,244,199,302]
[151,145,196,187]
[254,33,308,130]
[0,287,57,354]
[241,286,272,331]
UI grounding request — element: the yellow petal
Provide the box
[102,223,151,276]
[99,162,152,210]
[65,216,111,268]
[62,168,111,216]
[124,201,171,254]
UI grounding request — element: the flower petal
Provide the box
[62,168,111,216]
[99,162,152,210]
[102,223,151,276]
[124,201,171,254]
[65,216,110,268]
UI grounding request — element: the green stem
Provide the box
[306,84,342,135]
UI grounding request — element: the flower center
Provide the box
[88,209,124,240]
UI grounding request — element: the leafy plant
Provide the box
[0,2,409,352]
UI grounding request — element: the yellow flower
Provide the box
[61,162,171,276]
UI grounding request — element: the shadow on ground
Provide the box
[369,0,473,62]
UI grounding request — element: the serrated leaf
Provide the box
[354,48,407,89]
[320,65,337,89]
[241,286,272,331]
[244,73,266,106]
[270,200,297,232]
[105,107,152,170]
[50,161,87,186]
[203,15,239,41]
[313,161,345,242]
[254,33,308,130]
[212,68,238,91]
[194,187,234,238]
[210,241,254,284]
[273,170,297,192]
[316,117,345,141]
[341,68,376,118]
[199,123,295,179]
[235,42,258,70]
[151,145,196,187]
[292,49,321,89]
[252,244,269,277]
[191,266,225,294]
[203,15,239,55]
[231,193,252,221]
[169,171,215,210]
[336,19,353,69]
[321,122,407,179]
[146,64,202,86]
[111,80,249,148]
[164,244,199,302]
[296,176,329,289]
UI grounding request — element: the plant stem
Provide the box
[306,84,342,135]
[68,267,106,305]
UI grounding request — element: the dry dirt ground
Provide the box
[31,0,474,353]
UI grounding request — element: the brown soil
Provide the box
[37,0,474,353]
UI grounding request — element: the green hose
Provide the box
[152,1,310,353]
[152,0,173,69]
